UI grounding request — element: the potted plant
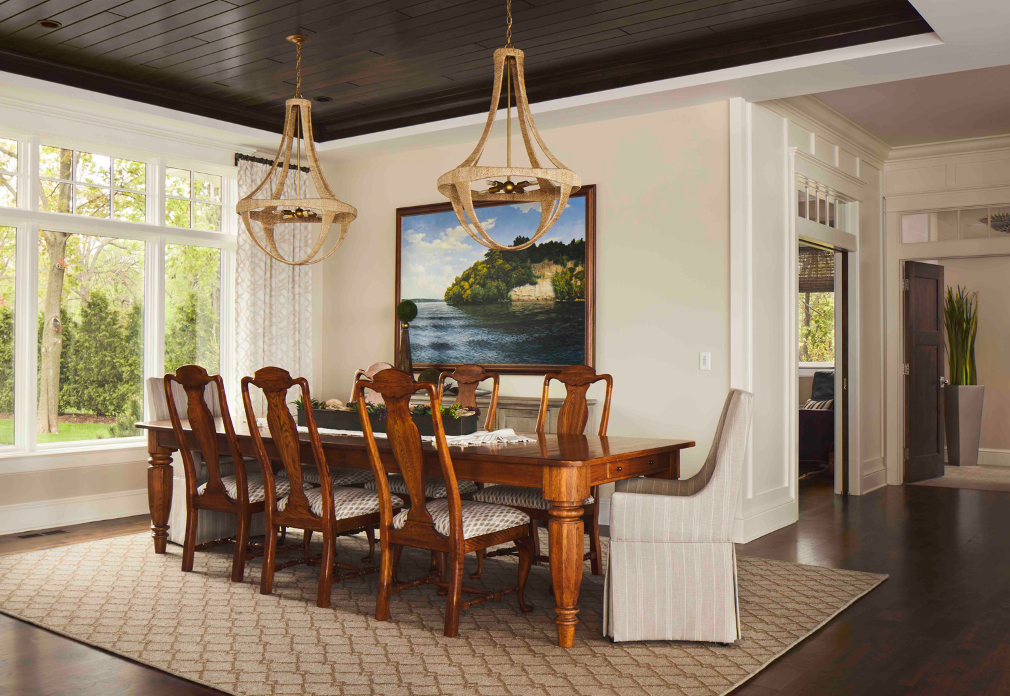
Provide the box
[943,285,984,466]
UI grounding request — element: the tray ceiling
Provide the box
[0,0,932,142]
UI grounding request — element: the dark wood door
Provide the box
[904,261,945,482]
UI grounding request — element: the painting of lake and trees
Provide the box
[395,186,595,373]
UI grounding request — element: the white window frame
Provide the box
[163,165,226,232]
[0,131,237,471]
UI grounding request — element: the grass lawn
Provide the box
[0,419,113,445]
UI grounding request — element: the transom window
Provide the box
[899,206,1010,243]
[165,168,222,231]
[39,145,147,222]
[796,175,853,232]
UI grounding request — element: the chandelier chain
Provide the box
[294,40,303,98]
[505,0,512,47]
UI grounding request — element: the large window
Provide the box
[0,132,233,453]
[0,226,14,446]
[37,232,145,442]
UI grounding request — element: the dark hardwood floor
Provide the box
[3,481,1010,695]
[738,476,1010,695]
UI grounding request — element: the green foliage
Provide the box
[164,245,220,374]
[64,292,141,416]
[798,292,834,362]
[416,368,440,384]
[106,393,142,438]
[551,265,586,302]
[0,306,12,414]
[411,404,467,420]
[292,397,326,411]
[444,236,587,306]
[397,299,418,323]
[944,285,978,386]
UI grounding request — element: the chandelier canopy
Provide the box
[437,1,580,251]
[236,35,356,266]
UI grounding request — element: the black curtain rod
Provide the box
[234,153,309,173]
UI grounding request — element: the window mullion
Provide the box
[14,221,39,451]
[26,134,38,213]
[151,157,165,227]
[144,235,166,421]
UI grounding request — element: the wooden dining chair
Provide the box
[437,364,500,432]
[242,366,403,608]
[473,364,613,576]
[164,365,284,582]
[361,365,487,512]
[354,368,534,637]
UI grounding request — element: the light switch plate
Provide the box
[699,351,711,371]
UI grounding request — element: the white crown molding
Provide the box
[886,132,1010,163]
[0,92,257,161]
[763,95,891,167]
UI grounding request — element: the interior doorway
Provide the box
[798,242,849,497]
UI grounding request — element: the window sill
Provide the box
[0,439,150,474]
[799,363,835,377]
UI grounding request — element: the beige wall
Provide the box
[318,102,731,483]
[941,257,1010,451]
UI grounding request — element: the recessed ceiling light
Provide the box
[39,19,62,29]
[314,96,332,103]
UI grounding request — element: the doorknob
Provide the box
[940,377,949,387]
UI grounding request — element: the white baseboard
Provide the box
[732,498,798,544]
[979,449,1010,467]
[0,488,149,536]
[860,460,887,495]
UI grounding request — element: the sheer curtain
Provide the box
[235,157,313,417]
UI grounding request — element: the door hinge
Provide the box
[904,447,910,460]
[843,377,848,390]
[903,363,910,376]
[903,278,910,291]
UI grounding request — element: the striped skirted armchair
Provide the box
[603,389,753,643]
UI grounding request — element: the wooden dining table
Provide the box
[137,419,694,647]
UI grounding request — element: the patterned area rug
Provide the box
[908,465,1010,492]
[0,532,885,696]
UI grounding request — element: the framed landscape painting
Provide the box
[395,185,595,374]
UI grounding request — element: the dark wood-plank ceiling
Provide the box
[0,0,931,141]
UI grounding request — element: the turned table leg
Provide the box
[548,501,585,648]
[147,431,174,554]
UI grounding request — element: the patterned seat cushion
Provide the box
[365,475,478,499]
[392,499,529,539]
[472,485,593,510]
[197,474,291,504]
[301,466,374,487]
[277,486,404,520]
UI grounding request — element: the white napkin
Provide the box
[254,419,534,448]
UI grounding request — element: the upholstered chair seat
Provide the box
[473,484,593,509]
[301,466,374,487]
[278,486,403,518]
[367,474,477,499]
[393,499,529,539]
[198,473,292,504]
